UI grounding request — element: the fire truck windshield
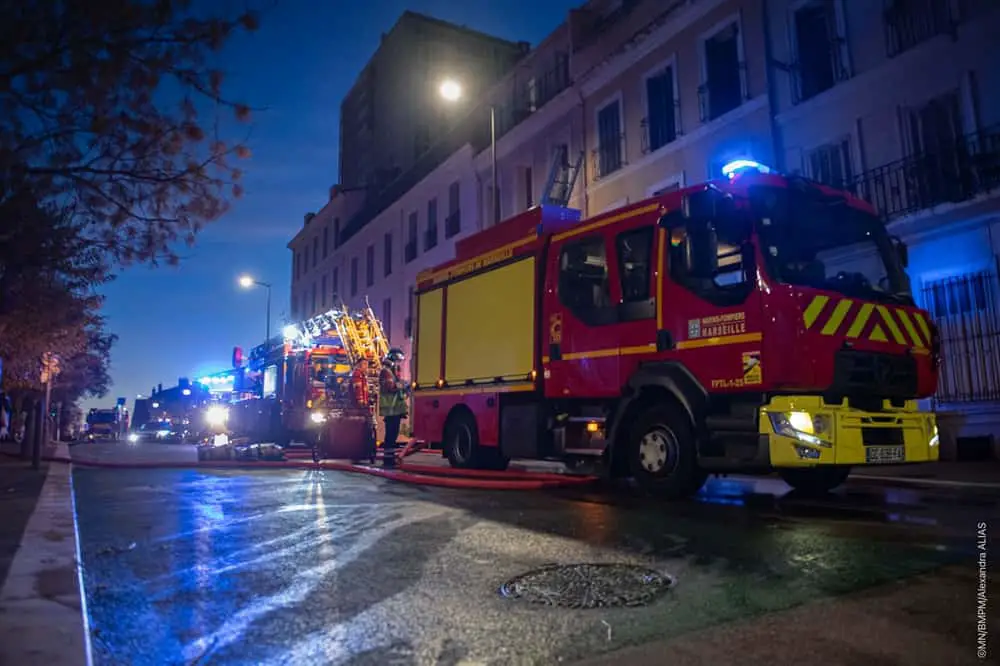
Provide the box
[750,184,912,304]
[88,411,116,424]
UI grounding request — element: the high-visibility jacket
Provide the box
[378,367,407,417]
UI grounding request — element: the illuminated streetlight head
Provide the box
[439,79,462,102]
[238,275,254,288]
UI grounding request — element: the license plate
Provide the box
[865,445,905,464]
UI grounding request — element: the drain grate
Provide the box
[498,563,674,609]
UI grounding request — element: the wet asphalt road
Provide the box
[71,465,997,666]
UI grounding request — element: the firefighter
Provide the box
[352,357,376,462]
[378,347,408,468]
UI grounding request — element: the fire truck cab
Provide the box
[411,165,940,497]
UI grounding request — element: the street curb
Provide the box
[0,451,90,665]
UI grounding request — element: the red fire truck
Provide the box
[411,164,941,497]
[227,305,388,447]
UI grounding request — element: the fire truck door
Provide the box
[542,232,621,399]
[609,225,659,380]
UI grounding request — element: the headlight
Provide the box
[205,406,229,427]
[309,411,327,424]
[768,412,831,448]
[128,433,138,443]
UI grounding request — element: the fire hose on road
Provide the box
[2,447,600,491]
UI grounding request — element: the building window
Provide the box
[291,293,298,319]
[558,236,612,324]
[311,281,317,313]
[425,198,438,251]
[643,63,678,153]
[595,97,624,178]
[792,0,848,104]
[406,212,418,262]
[333,218,341,249]
[321,275,327,308]
[884,0,957,58]
[922,271,1000,403]
[648,174,684,197]
[366,244,375,287]
[446,181,461,238]
[807,139,853,188]
[350,257,358,296]
[322,226,329,258]
[382,298,392,338]
[700,21,746,122]
[526,76,538,112]
[332,267,339,301]
[294,252,300,280]
[523,167,534,209]
[384,232,393,277]
[312,236,319,267]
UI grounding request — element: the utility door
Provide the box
[542,231,621,399]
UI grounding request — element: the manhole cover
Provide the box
[498,563,673,609]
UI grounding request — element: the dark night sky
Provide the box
[82,0,579,412]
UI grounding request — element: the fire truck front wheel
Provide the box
[627,403,706,499]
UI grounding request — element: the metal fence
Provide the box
[922,271,1000,403]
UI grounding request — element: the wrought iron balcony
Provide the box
[591,134,626,180]
[791,37,850,104]
[640,102,681,155]
[847,124,1000,223]
[698,62,748,122]
[883,0,957,58]
[444,212,461,239]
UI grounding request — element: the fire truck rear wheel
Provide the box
[444,411,479,469]
[628,404,706,499]
[778,466,851,494]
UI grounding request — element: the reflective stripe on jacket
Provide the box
[378,367,407,417]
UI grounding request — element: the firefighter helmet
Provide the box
[384,348,405,366]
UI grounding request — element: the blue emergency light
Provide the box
[721,159,772,178]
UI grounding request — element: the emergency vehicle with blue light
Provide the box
[410,161,941,497]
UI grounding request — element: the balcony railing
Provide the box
[847,124,1000,223]
[791,37,850,104]
[640,105,681,155]
[698,62,748,122]
[444,211,461,239]
[591,133,626,180]
[883,0,956,58]
[922,271,1000,404]
[404,240,417,263]
[424,226,438,252]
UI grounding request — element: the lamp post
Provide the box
[239,275,272,344]
[439,79,499,225]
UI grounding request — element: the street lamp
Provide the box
[439,79,499,226]
[238,274,272,344]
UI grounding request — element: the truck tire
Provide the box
[779,467,851,494]
[444,411,479,469]
[627,403,707,499]
[442,411,510,471]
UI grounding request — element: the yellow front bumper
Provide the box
[762,395,939,468]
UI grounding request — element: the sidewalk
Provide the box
[0,441,89,666]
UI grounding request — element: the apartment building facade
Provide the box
[339,11,527,195]
[289,146,481,359]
